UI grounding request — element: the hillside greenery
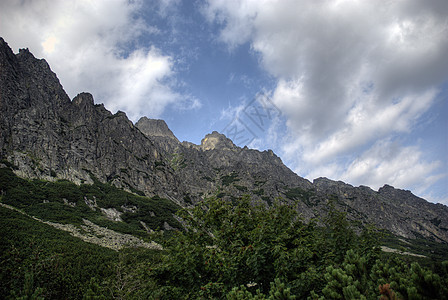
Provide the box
[0,167,180,238]
[0,166,448,299]
[150,196,448,299]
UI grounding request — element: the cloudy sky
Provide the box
[1,0,447,204]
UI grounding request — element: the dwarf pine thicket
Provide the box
[1,167,448,299]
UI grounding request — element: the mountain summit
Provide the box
[136,117,178,140]
[0,37,447,243]
[200,131,237,151]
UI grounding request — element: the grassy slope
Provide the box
[0,167,180,239]
[0,205,118,298]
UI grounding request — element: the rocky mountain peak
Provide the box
[200,131,236,151]
[16,46,52,73]
[73,92,95,107]
[17,47,32,57]
[0,37,13,57]
[136,117,178,141]
[378,184,424,205]
[378,184,397,193]
[313,177,351,188]
[115,111,128,118]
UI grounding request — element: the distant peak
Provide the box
[378,184,412,196]
[313,177,353,188]
[115,110,127,117]
[17,47,36,60]
[73,93,94,107]
[379,184,395,191]
[0,37,9,50]
[200,131,237,151]
[19,48,31,54]
[135,117,178,140]
[0,37,17,65]
[313,177,335,184]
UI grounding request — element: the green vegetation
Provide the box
[0,159,19,170]
[1,203,167,299]
[254,179,266,187]
[128,185,146,196]
[151,196,448,299]
[382,233,448,264]
[284,187,316,206]
[183,194,193,204]
[221,172,239,186]
[253,188,264,196]
[0,206,118,299]
[0,167,180,235]
[1,167,447,299]
[154,160,165,169]
[170,152,187,170]
[234,184,248,192]
[202,175,215,182]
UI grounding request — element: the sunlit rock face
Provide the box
[200,131,237,151]
[135,117,178,140]
[135,117,180,153]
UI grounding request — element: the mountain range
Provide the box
[0,36,447,245]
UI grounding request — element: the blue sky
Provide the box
[1,0,447,204]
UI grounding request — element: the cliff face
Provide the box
[135,117,180,153]
[1,37,447,243]
[0,38,180,201]
[312,178,448,242]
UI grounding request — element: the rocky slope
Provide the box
[1,37,447,243]
[0,38,182,202]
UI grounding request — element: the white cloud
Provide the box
[219,100,247,121]
[304,138,447,201]
[157,0,182,17]
[202,0,261,49]
[300,89,437,165]
[420,192,448,207]
[340,139,443,191]
[205,0,448,200]
[0,0,192,121]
